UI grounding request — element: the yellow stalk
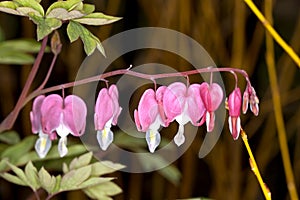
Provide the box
[244,0,300,67]
[241,129,271,200]
[264,0,299,199]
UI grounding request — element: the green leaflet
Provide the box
[25,161,40,190]
[46,0,82,15]
[73,12,122,26]
[67,21,105,56]
[14,0,45,16]
[29,13,62,41]
[0,131,20,144]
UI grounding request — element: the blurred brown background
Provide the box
[1,0,300,199]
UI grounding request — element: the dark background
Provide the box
[0,0,300,199]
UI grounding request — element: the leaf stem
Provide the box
[244,0,300,67]
[0,36,48,133]
[241,129,271,200]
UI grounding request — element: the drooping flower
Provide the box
[134,86,167,153]
[94,85,122,151]
[40,94,87,157]
[163,82,206,146]
[227,87,242,140]
[199,82,223,132]
[30,95,56,158]
[242,85,259,116]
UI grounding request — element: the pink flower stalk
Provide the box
[163,82,206,147]
[199,82,223,132]
[30,94,87,158]
[94,85,122,151]
[134,86,167,153]
[228,88,242,140]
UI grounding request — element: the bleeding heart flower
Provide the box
[40,94,87,157]
[227,88,242,140]
[200,82,223,132]
[94,85,122,151]
[134,86,167,153]
[31,94,87,158]
[163,82,205,147]
[30,95,55,158]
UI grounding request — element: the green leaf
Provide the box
[29,14,62,41]
[73,12,122,26]
[52,175,61,193]
[25,161,40,190]
[0,172,27,186]
[138,154,181,186]
[0,131,20,144]
[78,177,114,189]
[82,4,95,14]
[0,50,34,64]
[5,161,28,184]
[38,167,56,194]
[0,39,50,53]
[62,163,69,173]
[46,8,84,20]
[60,165,91,191]
[69,152,92,170]
[1,136,35,164]
[67,21,105,56]
[84,181,122,200]
[46,0,82,15]
[0,1,21,16]
[15,144,87,166]
[14,0,44,16]
[91,161,125,177]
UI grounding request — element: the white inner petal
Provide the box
[35,131,52,158]
[145,129,161,153]
[56,114,71,138]
[97,127,113,151]
[58,136,68,157]
[174,124,185,146]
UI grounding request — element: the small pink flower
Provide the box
[200,82,223,132]
[228,88,242,140]
[242,85,259,116]
[134,86,167,153]
[163,82,205,147]
[30,94,87,158]
[94,85,122,151]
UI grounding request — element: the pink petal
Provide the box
[108,85,122,126]
[156,86,168,126]
[163,82,187,122]
[228,116,241,140]
[186,84,205,126]
[41,94,63,134]
[63,95,87,136]
[30,95,45,133]
[242,89,249,114]
[94,88,114,130]
[200,82,223,111]
[228,88,242,117]
[134,89,159,132]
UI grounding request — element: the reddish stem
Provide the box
[0,36,48,133]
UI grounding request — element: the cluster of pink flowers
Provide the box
[30,81,259,157]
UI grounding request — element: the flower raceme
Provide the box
[30,94,87,158]
[94,85,122,151]
[30,80,259,155]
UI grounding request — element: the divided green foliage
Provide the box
[0,152,125,199]
[0,0,120,55]
[67,21,105,56]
